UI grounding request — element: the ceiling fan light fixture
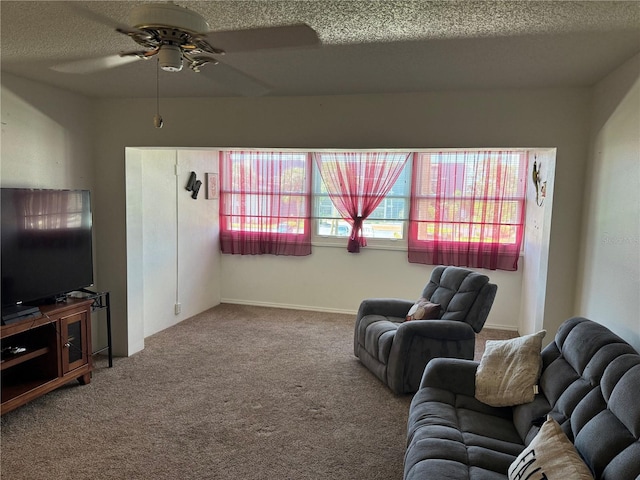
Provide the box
[158,44,183,72]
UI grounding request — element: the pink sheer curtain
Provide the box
[313,152,411,252]
[408,150,527,271]
[219,150,312,256]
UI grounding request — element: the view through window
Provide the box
[312,155,411,242]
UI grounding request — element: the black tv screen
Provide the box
[1,188,94,308]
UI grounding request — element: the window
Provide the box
[219,151,312,256]
[218,148,529,266]
[408,150,527,271]
[312,152,411,249]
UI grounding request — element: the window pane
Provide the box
[312,157,410,240]
[227,152,309,194]
[365,220,405,239]
[409,150,528,271]
[219,151,312,256]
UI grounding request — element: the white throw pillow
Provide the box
[475,330,546,407]
[508,416,594,480]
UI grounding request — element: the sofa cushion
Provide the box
[406,298,441,321]
[475,330,546,407]
[508,416,594,480]
[406,362,524,480]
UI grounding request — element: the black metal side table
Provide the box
[78,289,113,368]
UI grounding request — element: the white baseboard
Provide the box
[484,323,519,332]
[220,299,520,332]
[220,298,357,316]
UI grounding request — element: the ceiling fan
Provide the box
[52,2,320,96]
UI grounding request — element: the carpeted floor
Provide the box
[1,304,516,480]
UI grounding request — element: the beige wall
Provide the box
[92,89,590,354]
[0,74,101,345]
[576,53,640,351]
[0,75,94,191]
[2,71,600,355]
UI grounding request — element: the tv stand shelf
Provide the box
[1,298,93,415]
[0,346,50,370]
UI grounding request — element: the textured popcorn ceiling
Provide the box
[1,1,639,98]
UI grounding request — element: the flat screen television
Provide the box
[1,188,94,314]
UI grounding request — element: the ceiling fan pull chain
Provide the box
[154,58,164,129]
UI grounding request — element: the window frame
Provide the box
[219,149,312,256]
[310,153,412,250]
[217,148,531,259]
[410,150,526,249]
[408,149,528,270]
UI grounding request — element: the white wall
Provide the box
[175,150,221,322]
[519,149,556,340]
[131,146,527,331]
[576,53,640,352]
[140,150,178,337]
[92,88,591,353]
[124,148,145,354]
[220,245,522,329]
[221,148,555,335]
[127,148,221,347]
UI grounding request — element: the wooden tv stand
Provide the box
[1,298,93,415]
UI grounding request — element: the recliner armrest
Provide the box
[419,357,479,396]
[396,319,476,342]
[356,298,414,321]
[386,320,476,394]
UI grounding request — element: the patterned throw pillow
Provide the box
[406,298,441,321]
[508,416,594,480]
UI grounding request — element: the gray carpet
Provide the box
[1,304,515,480]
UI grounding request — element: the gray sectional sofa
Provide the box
[404,317,640,480]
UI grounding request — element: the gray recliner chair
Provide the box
[354,266,497,394]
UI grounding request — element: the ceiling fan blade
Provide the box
[198,61,271,97]
[61,1,144,36]
[202,24,319,53]
[51,55,141,74]
[120,49,159,59]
